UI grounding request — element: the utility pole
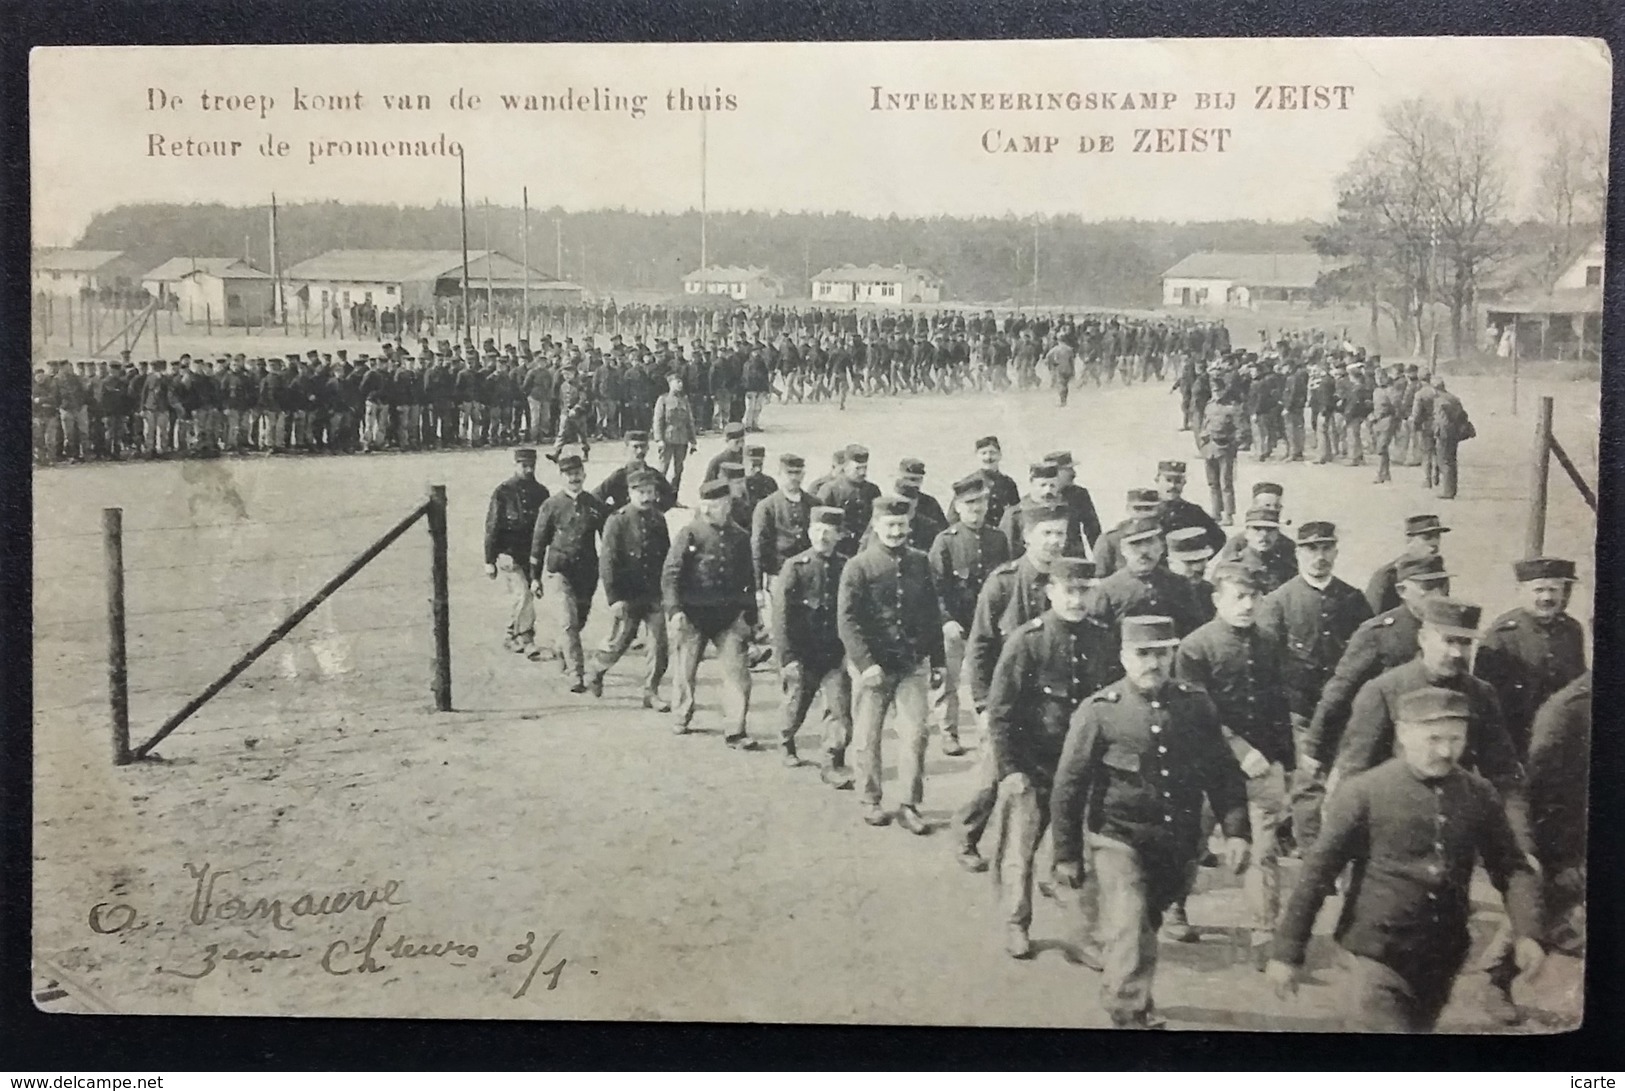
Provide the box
[554,216,563,279]
[458,147,471,346]
[699,111,708,273]
[269,192,282,325]
[483,197,494,344]
[521,186,530,341]
[1032,219,1040,311]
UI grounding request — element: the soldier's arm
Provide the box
[1195,693,1251,838]
[1473,776,1544,942]
[836,561,876,672]
[735,532,759,626]
[1306,625,1378,765]
[598,517,623,604]
[999,507,1024,559]
[927,532,955,620]
[920,559,946,670]
[1049,705,1105,869]
[984,634,1030,779]
[1332,677,1391,779]
[750,501,774,588]
[529,503,556,573]
[660,526,688,613]
[770,565,797,666]
[1473,687,1534,854]
[1362,567,1389,617]
[589,469,618,508]
[1273,776,1367,966]
[484,488,504,566]
[966,577,1005,710]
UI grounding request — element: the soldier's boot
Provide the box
[862,803,892,827]
[781,744,801,769]
[587,670,605,698]
[503,634,526,653]
[820,762,855,790]
[1005,924,1034,960]
[1161,901,1197,943]
[642,690,672,713]
[956,842,989,873]
[895,804,930,836]
[940,726,966,758]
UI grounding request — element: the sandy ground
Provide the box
[31,373,1592,1029]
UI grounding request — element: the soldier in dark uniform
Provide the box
[1215,507,1296,594]
[983,557,1111,957]
[702,421,747,485]
[1255,521,1373,852]
[717,462,755,531]
[1085,516,1205,679]
[743,444,778,512]
[1155,459,1225,557]
[837,495,946,832]
[1411,374,1439,487]
[592,430,677,515]
[1165,527,1217,626]
[1051,615,1252,1029]
[1304,553,1451,773]
[773,506,855,787]
[814,444,881,558]
[1091,488,1164,578]
[1270,685,1545,1033]
[662,479,758,748]
[1432,378,1475,500]
[806,446,846,496]
[972,434,1023,530]
[1001,461,1088,560]
[1364,514,1449,616]
[1472,556,1586,759]
[587,468,672,711]
[1332,598,1531,861]
[895,457,948,552]
[484,448,551,657]
[528,453,608,692]
[1047,450,1103,547]
[751,453,814,593]
[928,475,1012,760]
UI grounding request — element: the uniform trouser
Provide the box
[59,406,89,457]
[991,772,1051,928]
[222,408,242,449]
[460,402,484,444]
[528,397,551,442]
[1372,419,1395,481]
[1087,834,1168,1023]
[1235,755,1289,930]
[295,410,316,448]
[1055,371,1072,406]
[1345,954,1462,1033]
[779,657,853,760]
[954,725,999,850]
[595,398,620,438]
[365,403,390,447]
[1316,414,1335,463]
[744,391,767,429]
[594,598,669,694]
[670,612,752,736]
[1481,870,1584,991]
[499,558,536,642]
[1435,434,1459,499]
[34,416,61,463]
[1288,712,1328,852]
[930,622,968,739]
[1345,417,1366,462]
[1204,453,1237,521]
[402,404,422,448]
[1286,411,1306,458]
[543,570,596,680]
[143,409,172,454]
[852,660,931,809]
[659,443,689,494]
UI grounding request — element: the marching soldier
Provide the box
[1256,521,1373,851]
[1092,489,1164,578]
[1155,459,1225,557]
[772,506,856,787]
[592,430,677,515]
[971,434,1023,530]
[1364,514,1450,616]
[1216,506,1296,594]
[719,462,755,531]
[743,444,778,511]
[1001,460,1089,560]
[895,457,949,552]
[751,453,815,595]
[587,468,672,711]
[1085,516,1206,677]
[928,474,1012,758]
[1472,557,1586,759]
[1268,686,1544,1033]
[955,502,1071,870]
[1303,553,1452,774]
[483,447,550,658]
[982,556,1110,957]
[1196,374,1243,525]
[528,452,609,693]
[1165,527,1217,626]
[662,479,759,748]
[814,443,882,558]
[1411,371,1439,486]
[1432,378,1476,500]
[838,495,946,832]
[703,421,748,484]
[650,370,698,494]
[1370,367,1398,483]
[1050,615,1252,1029]
[1048,451,1103,547]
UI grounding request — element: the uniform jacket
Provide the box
[814,475,883,557]
[483,476,551,573]
[1085,566,1205,677]
[1256,575,1374,719]
[1473,607,1587,758]
[1364,555,1408,616]
[986,610,1112,783]
[1209,537,1297,593]
[771,547,847,669]
[1000,495,1089,560]
[1273,759,1540,972]
[836,541,945,675]
[1527,671,1591,873]
[967,557,1051,708]
[1175,619,1294,766]
[1160,497,1225,557]
[897,487,949,552]
[1061,483,1103,547]
[592,461,677,516]
[528,489,608,583]
[599,504,671,605]
[752,489,815,582]
[1197,400,1243,459]
[928,521,1010,631]
[745,471,779,513]
[703,445,746,486]
[975,469,1023,530]
[1307,605,1426,765]
[1050,678,1250,885]
[662,517,757,624]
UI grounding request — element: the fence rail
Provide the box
[1525,395,1597,558]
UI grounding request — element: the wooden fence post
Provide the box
[428,484,452,712]
[1526,396,1553,558]
[104,508,132,765]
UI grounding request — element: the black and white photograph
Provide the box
[26,37,1608,1033]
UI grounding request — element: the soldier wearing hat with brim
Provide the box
[1304,553,1453,775]
[1164,527,1218,627]
[1472,557,1586,761]
[703,422,748,487]
[592,430,677,517]
[484,447,551,658]
[529,452,610,689]
[662,478,759,748]
[1255,521,1373,852]
[814,444,882,559]
[969,435,1023,531]
[743,444,778,512]
[1001,460,1089,561]
[1211,482,1297,576]
[1050,615,1252,1029]
[1268,685,1543,1033]
[1365,514,1450,616]
[982,556,1110,958]
[1155,459,1224,558]
[588,466,672,711]
[1085,516,1205,680]
[928,474,1012,760]
[837,494,946,833]
[772,505,856,786]
[1046,450,1103,547]
[1092,488,1163,578]
[1214,506,1295,595]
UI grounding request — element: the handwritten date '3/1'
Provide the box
[507,930,567,999]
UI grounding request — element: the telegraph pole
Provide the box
[483,197,494,343]
[521,186,530,341]
[458,147,471,345]
[269,192,282,325]
[554,217,563,279]
[699,111,709,273]
[1032,219,1040,310]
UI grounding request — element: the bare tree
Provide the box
[1433,98,1512,354]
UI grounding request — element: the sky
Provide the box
[30,38,1612,246]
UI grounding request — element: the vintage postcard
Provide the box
[29,37,1605,1031]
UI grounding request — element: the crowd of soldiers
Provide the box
[485,413,1588,1032]
[30,307,1229,468]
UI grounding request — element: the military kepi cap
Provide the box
[699,479,732,500]
[1120,515,1163,543]
[513,447,538,464]
[1052,556,1098,585]
[1127,488,1161,506]
[873,495,913,518]
[811,506,844,527]
[780,453,806,469]
[624,430,650,443]
[1243,506,1281,528]
[627,468,661,490]
[1405,514,1451,536]
[1398,686,1473,726]
[556,454,584,472]
[721,462,746,480]
[844,444,870,464]
[1025,501,1070,526]
[1296,521,1337,545]
[1210,561,1265,591]
[1252,482,1285,498]
[974,435,1001,450]
[1044,450,1074,467]
[746,444,767,458]
[1513,557,1577,583]
[951,473,988,500]
[1030,461,1060,480]
[1396,554,1450,584]
[1122,615,1181,648]
[1166,526,1214,560]
[1157,460,1188,478]
[723,423,747,439]
[1420,597,1482,638]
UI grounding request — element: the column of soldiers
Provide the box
[486,417,1588,1032]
